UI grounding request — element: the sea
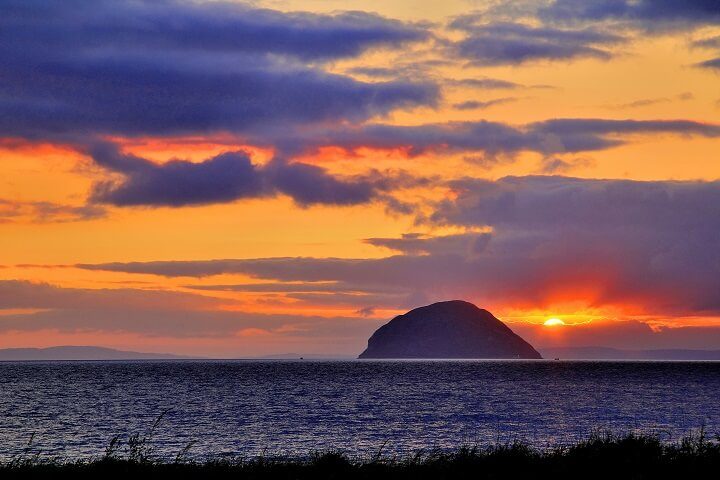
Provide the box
[0,360,718,461]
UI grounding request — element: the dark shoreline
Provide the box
[3,432,719,479]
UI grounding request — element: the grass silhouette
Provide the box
[2,430,719,479]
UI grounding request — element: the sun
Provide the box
[544,318,566,327]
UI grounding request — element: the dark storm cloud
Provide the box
[448,19,622,65]
[87,143,404,207]
[77,176,720,317]
[0,0,437,141]
[539,0,720,30]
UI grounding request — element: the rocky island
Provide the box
[359,300,542,359]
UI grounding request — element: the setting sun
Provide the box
[544,318,566,327]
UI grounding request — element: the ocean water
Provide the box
[0,360,718,461]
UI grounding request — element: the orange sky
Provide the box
[2,0,720,356]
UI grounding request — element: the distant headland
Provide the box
[359,300,542,359]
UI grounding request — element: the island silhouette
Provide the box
[359,300,542,359]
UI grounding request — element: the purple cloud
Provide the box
[77,175,720,317]
[449,19,622,65]
[540,0,720,31]
[0,199,105,223]
[0,0,437,141]
[87,142,415,207]
[271,118,720,158]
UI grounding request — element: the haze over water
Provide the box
[1,360,718,461]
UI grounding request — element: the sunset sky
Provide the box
[2,0,720,357]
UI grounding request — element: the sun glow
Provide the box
[544,318,566,327]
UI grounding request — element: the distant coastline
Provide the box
[0,346,195,361]
[2,345,720,361]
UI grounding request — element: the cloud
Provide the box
[77,256,419,280]
[446,78,524,90]
[89,145,264,207]
[0,306,376,341]
[186,282,405,295]
[607,92,694,109]
[429,175,720,314]
[4,281,720,351]
[453,97,518,110]
[693,36,720,50]
[513,321,720,351]
[87,142,413,207]
[278,118,720,158]
[0,280,222,311]
[0,199,105,223]
[540,0,720,31]
[447,3,720,70]
[5,1,428,61]
[527,118,720,152]
[692,36,720,70]
[283,292,408,309]
[355,306,377,317]
[449,19,622,65]
[78,175,720,318]
[531,117,720,136]
[365,232,491,256]
[696,57,720,70]
[262,160,379,207]
[0,0,437,141]
[0,280,379,342]
[539,156,594,173]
